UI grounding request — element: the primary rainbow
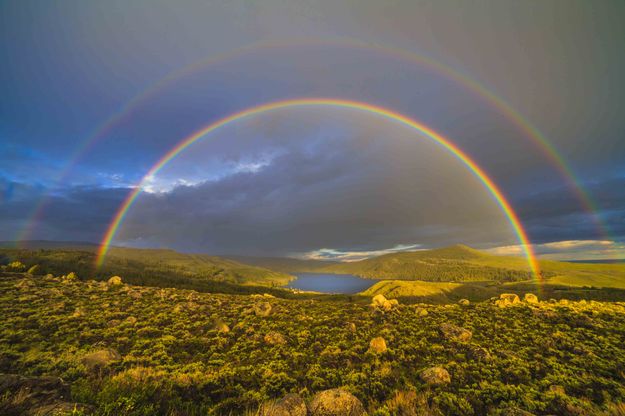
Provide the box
[96,98,540,278]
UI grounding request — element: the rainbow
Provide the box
[18,37,608,245]
[96,98,541,279]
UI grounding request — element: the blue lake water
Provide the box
[285,273,375,294]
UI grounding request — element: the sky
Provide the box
[1,0,624,260]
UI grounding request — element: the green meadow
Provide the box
[1,245,624,415]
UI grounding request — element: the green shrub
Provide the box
[7,261,25,272]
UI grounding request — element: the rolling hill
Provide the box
[312,245,625,287]
[0,245,293,293]
[348,245,625,301]
[318,245,536,282]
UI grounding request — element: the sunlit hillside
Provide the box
[2,272,625,415]
[0,246,293,294]
[328,247,624,288]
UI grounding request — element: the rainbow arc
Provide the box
[17,38,608,244]
[96,98,541,279]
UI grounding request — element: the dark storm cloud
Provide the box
[514,176,625,243]
[1,1,624,257]
[112,116,519,255]
[0,182,127,242]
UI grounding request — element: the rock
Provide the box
[371,294,388,307]
[439,323,472,342]
[254,302,273,317]
[369,337,387,353]
[260,393,307,416]
[420,366,451,385]
[495,293,520,307]
[309,388,367,416]
[81,348,121,369]
[500,293,520,303]
[467,344,492,362]
[458,299,470,306]
[107,275,123,286]
[523,293,539,304]
[371,294,398,311]
[264,331,286,345]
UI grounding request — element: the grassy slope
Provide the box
[361,280,463,300]
[538,259,625,288]
[105,247,293,286]
[2,273,625,415]
[0,246,293,288]
[361,279,625,304]
[312,245,625,288]
[317,245,535,282]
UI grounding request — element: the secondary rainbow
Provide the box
[20,37,608,245]
[96,98,540,278]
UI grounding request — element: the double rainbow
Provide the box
[96,98,540,278]
[18,38,608,245]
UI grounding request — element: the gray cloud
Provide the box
[2,1,624,260]
[114,112,519,255]
[514,176,625,243]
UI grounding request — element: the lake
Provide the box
[285,273,375,294]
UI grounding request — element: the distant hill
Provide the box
[316,244,537,282]
[226,256,339,273]
[4,242,623,296]
[352,245,625,300]
[566,259,625,264]
[0,246,293,293]
[316,244,625,288]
